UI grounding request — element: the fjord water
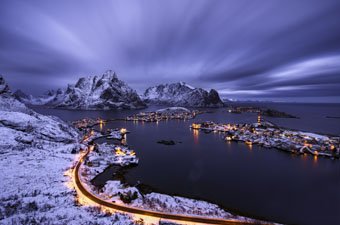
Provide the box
[34,103,340,225]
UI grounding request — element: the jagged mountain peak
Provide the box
[145,82,197,94]
[0,76,32,113]
[0,75,10,95]
[143,82,224,108]
[73,70,125,93]
[43,89,58,97]
[13,89,29,100]
[102,69,118,80]
[16,70,146,110]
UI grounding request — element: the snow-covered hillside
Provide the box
[143,82,224,107]
[14,89,61,106]
[16,70,146,110]
[156,107,191,114]
[0,75,135,224]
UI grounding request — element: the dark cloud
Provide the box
[0,0,339,102]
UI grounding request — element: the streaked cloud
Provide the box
[0,0,339,102]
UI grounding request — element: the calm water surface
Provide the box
[34,103,340,225]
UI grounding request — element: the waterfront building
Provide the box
[257,113,262,125]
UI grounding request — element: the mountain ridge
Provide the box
[143,82,224,107]
[13,72,225,109]
[15,70,146,110]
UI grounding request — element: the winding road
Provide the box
[74,146,265,225]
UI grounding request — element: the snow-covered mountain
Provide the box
[16,70,146,110]
[143,82,224,107]
[0,75,10,95]
[15,89,67,106]
[13,89,45,105]
[0,76,32,113]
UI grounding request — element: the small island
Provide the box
[227,106,298,118]
[261,109,298,118]
[326,116,340,119]
[157,140,176,145]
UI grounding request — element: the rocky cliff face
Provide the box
[0,75,31,113]
[16,70,146,110]
[143,82,224,107]
[0,75,10,95]
[14,88,62,106]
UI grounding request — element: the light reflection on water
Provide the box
[192,129,199,144]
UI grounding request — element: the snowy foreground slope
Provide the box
[0,76,135,224]
[15,70,146,110]
[143,82,224,108]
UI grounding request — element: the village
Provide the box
[72,107,201,128]
[126,107,202,122]
[191,114,340,159]
[72,118,107,130]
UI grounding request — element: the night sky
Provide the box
[1,0,340,102]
